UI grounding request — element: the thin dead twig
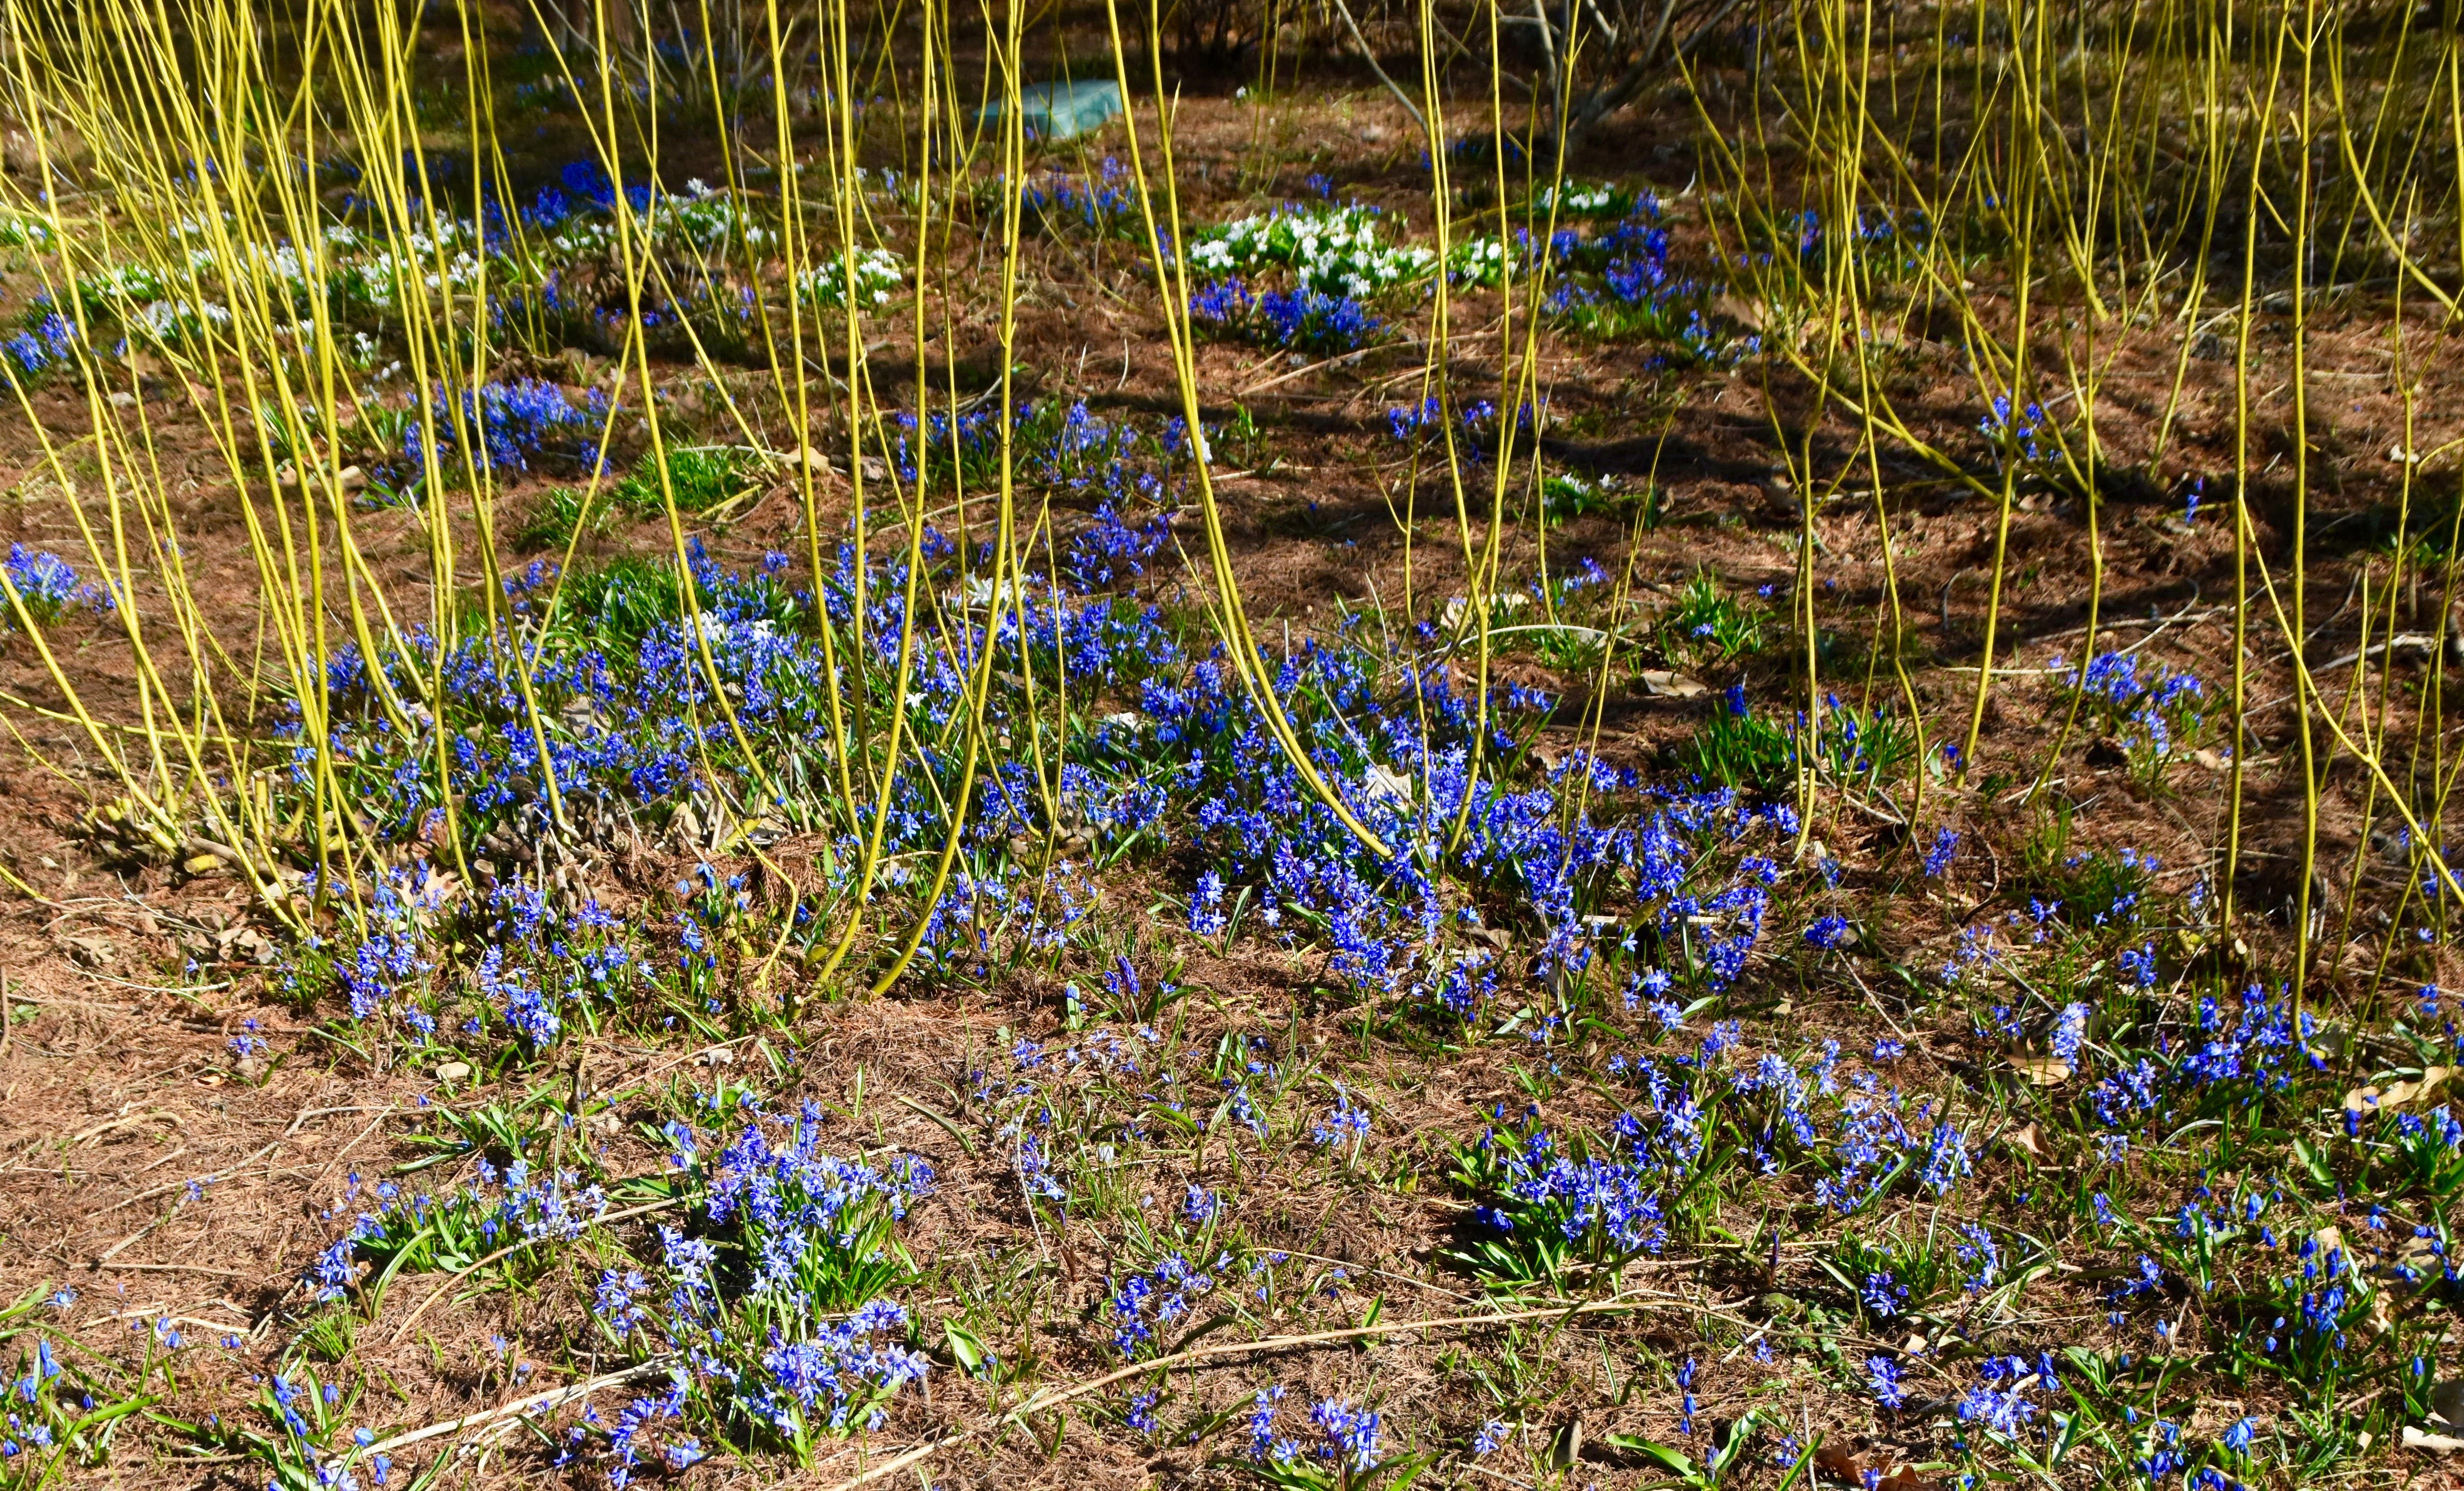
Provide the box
[354,1358,682,1460]
[825,1291,1695,1491]
[1325,0,1426,137]
[97,1260,250,1279]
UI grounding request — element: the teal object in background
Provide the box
[978,79,1124,140]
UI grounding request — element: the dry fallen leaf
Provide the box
[2433,1380,2464,1429]
[1814,1444,1864,1482]
[2010,1055,2072,1086]
[2369,1288,2398,1336]
[2403,1426,2464,1454]
[2006,1121,2044,1156]
[2345,1066,2451,1114]
[1640,670,1708,699]
[1809,1444,1942,1489]
[1545,1415,1582,1472]
[1362,763,1414,806]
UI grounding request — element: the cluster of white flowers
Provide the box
[422,251,488,293]
[359,246,487,299]
[693,611,778,649]
[237,240,317,293]
[796,245,905,309]
[30,174,873,363]
[1439,589,1531,630]
[1530,180,1628,218]
[643,180,778,255]
[79,249,251,345]
[521,183,780,262]
[0,215,53,249]
[76,262,170,306]
[328,255,401,311]
[128,297,230,345]
[540,215,617,263]
[346,330,397,374]
[1448,234,1509,287]
[943,572,1029,615]
[1188,204,1435,298]
[306,217,496,301]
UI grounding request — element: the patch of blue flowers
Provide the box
[2055,648,2210,767]
[3,543,114,628]
[1537,200,1756,366]
[400,377,612,477]
[588,1106,936,1470]
[0,309,80,379]
[1026,156,1140,236]
[302,1102,936,1479]
[276,457,1852,1040]
[1190,278,1385,355]
[309,1159,609,1302]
